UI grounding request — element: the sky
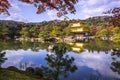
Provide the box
[0,0,120,22]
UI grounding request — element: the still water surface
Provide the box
[1,39,120,80]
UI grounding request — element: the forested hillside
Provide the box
[0,16,114,40]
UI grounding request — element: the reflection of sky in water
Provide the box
[65,50,120,80]
[2,49,120,80]
[2,49,47,68]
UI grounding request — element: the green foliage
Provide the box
[111,27,120,43]
[0,20,73,40]
[20,27,30,38]
[95,31,102,38]
[87,39,114,53]
[0,25,8,35]
[112,33,120,44]
[50,26,63,37]
[40,44,77,80]
[0,69,41,80]
[39,31,50,38]
[38,32,44,38]
[101,29,110,36]
[0,17,111,40]
[84,16,107,30]
[95,29,110,38]
[112,27,120,34]
[63,27,71,36]
[29,25,40,38]
[0,24,9,40]
[95,26,120,44]
[57,21,69,29]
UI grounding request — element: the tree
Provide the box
[0,0,11,15]
[95,29,110,38]
[0,24,8,35]
[104,7,120,27]
[50,26,62,37]
[111,34,120,44]
[0,0,78,17]
[92,26,99,35]
[101,29,110,37]
[38,31,50,39]
[58,21,69,29]
[63,27,71,36]
[20,27,30,38]
[112,27,120,34]
[29,25,40,38]
[0,24,9,40]
[111,27,120,43]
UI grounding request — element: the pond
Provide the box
[0,39,120,80]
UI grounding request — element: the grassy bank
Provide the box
[0,68,44,80]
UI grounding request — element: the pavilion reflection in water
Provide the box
[66,39,89,53]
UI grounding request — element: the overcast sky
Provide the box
[0,0,120,22]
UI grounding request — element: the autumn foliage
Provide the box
[0,0,11,15]
[0,0,78,17]
[104,7,120,27]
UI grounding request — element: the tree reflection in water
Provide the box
[41,44,77,80]
[111,61,120,75]
[0,52,7,68]
[111,51,120,75]
[19,62,36,70]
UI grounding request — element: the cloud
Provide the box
[76,0,120,19]
[47,10,57,19]
[70,51,120,78]
[46,0,120,20]
[9,0,21,12]
[0,13,28,22]
[0,0,28,22]
[0,0,119,22]
[5,13,28,22]
[2,49,47,68]
[47,10,66,20]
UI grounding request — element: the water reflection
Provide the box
[19,61,36,70]
[0,52,7,68]
[110,52,120,75]
[67,42,88,53]
[111,61,120,75]
[0,39,120,53]
[0,39,120,80]
[41,44,77,80]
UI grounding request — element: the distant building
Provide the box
[70,22,90,40]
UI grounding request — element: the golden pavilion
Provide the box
[70,22,90,40]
